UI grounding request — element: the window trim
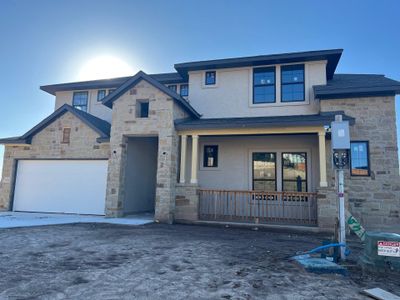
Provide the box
[167,84,177,93]
[252,152,277,191]
[281,152,308,192]
[97,89,106,102]
[203,145,219,168]
[280,64,305,103]
[136,99,150,118]
[205,71,216,85]
[350,140,370,177]
[180,84,189,97]
[252,66,276,104]
[72,91,88,112]
[61,127,71,144]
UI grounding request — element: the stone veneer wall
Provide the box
[318,96,400,231]
[0,112,110,210]
[175,184,199,222]
[105,80,190,223]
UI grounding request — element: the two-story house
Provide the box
[1,49,399,232]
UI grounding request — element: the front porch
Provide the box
[175,125,330,228]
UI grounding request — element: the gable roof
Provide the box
[314,74,400,99]
[40,72,186,96]
[175,111,355,131]
[101,70,201,118]
[175,49,343,80]
[0,104,111,145]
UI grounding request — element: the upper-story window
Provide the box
[180,84,189,97]
[168,85,177,93]
[97,90,106,101]
[253,67,275,104]
[205,71,216,85]
[281,64,305,102]
[72,91,88,112]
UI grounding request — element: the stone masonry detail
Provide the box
[105,80,189,223]
[319,96,400,231]
[0,112,110,210]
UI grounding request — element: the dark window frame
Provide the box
[136,100,149,118]
[281,64,305,103]
[281,152,308,192]
[203,145,218,168]
[252,67,276,104]
[205,71,216,85]
[97,89,106,102]
[180,84,189,97]
[252,152,277,191]
[167,84,177,92]
[350,141,370,177]
[72,91,88,112]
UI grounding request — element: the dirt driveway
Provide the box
[0,223,399,300]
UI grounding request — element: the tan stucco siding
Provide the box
[55,90,112,122]
[0,111,110,211]
[187,61,327,118]
[181,135,320,192]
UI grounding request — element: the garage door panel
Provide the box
[13,160,108,215]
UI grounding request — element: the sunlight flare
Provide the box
[78,55,135,80]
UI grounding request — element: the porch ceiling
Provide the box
[175,111,355,134]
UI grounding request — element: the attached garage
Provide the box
[13,160,108,215]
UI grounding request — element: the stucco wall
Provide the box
[187,61,327,118]
[124,137,158,214]
[319,96,400,231]
[55,90,112,123]
[105,79,190,222]
[0,112,110,210]
[182,135,320,192]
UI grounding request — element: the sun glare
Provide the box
[78,55,135,80]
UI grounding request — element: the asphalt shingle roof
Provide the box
[314,74,400,99]
[175,111,355,131]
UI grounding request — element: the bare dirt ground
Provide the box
[0,223,399,300]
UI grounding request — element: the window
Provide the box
[108,89,116,95]
[282,153,307,192]
[281,64,305,102]
[180,84,189,97]
[168,85,177,92]
[205,71,216,85]
[203,145,218,167]
[252,152,276,191]
[72,91,88,111]
[136,100,149,118]
[350,141,370,176]
[97,90,106,101]
[61,128,71,144]
[253,67,275,104]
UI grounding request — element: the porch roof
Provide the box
[175,111,355,131]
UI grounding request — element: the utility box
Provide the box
[360,232,400,272]
[331,119,350,150]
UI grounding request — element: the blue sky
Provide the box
[0,0,400,176]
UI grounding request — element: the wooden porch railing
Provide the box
[198,189,318,226]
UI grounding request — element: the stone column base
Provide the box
[174,183,199,222]
[316,186,338,232]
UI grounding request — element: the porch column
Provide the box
[318,131,328,187]
[190,135,199,184]
[179,135,187,183]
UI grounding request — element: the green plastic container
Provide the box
[359,232,400,272]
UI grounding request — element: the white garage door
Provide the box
[13,160,108,215]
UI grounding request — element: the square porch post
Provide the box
[318,131,328,187]
[179,135,187,184]
[190,135,199,184]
